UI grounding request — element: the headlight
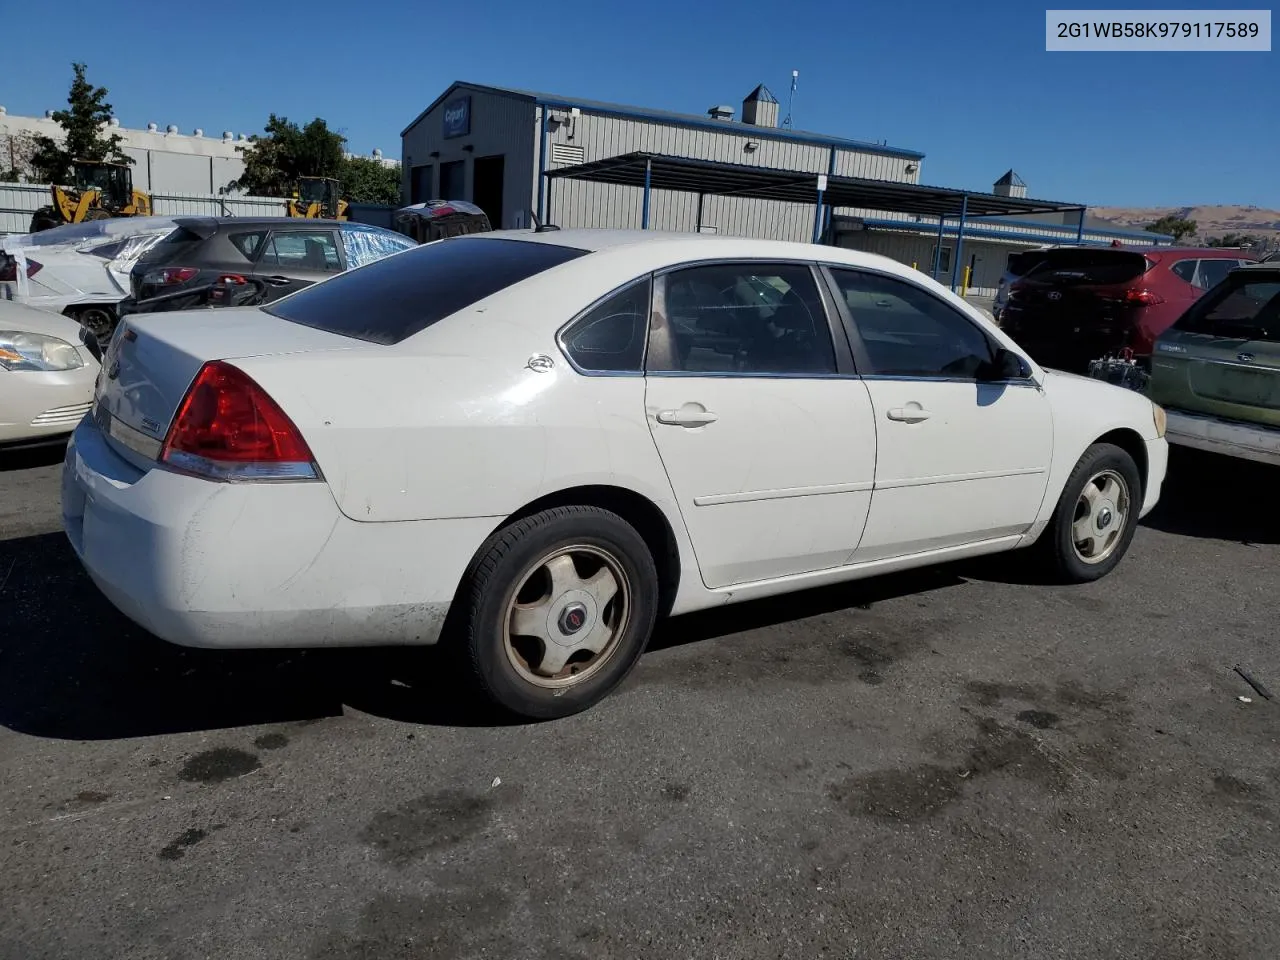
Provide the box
[1151,402,1167,439]
[0,331,86,372]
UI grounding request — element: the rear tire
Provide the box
[29,207,60,232]
[1038,442,1142,583]
[455,506,659,720]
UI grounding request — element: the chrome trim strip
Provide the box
[693,480,875,506]
[875,466,1046,490]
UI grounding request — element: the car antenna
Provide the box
[529,210,560,233]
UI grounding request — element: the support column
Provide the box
[950,194,968,292]
[641,157,652,229]
[932,215,946,279]
[536,107,549,223]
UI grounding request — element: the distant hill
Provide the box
[1090,205,1280,248]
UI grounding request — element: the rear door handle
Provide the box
[886,405,931,423]
[657,406,719,428]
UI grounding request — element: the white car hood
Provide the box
[0,298,92,343]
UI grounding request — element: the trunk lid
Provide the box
[92,306,361,470]
[1149,269,1280,426]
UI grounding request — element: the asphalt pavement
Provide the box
[1,443,1277,959]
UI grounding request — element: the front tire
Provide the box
[456,506,659,720]
[1040,442,1142,582]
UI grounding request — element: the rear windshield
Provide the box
[264,237,589,344]
[1022,249,1151,286]
[1006,250,1048,277]
[1173,273,1280,342]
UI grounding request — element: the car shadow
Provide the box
[0,531,968,740]
[649,566,966,652]
[0,442,67,473]
[1141,446,1280,544]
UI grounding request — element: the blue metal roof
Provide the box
[403,82,926,161]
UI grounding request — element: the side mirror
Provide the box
[980,347,1028,381]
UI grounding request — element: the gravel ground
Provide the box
[0,443,1277,960]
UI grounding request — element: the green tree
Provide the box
[29,62,132,184]
[231,115,346,197]
[1205,233,1260,248]
[339,155,402,205]
[1144,214,1197,243]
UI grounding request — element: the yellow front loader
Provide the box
[286,177,350,220]
[29,161,152,232]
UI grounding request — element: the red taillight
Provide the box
[145,266,199,286]
[1123,288,1164,306]
[159,361,319,481]
[0,258,42,282]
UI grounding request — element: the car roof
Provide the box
[477,227,907,268]
[173,216,401,234]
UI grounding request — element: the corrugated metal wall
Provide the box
[401,90,536,229]
[0,181,377,234]
[541,107,919,240]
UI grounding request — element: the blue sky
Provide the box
[3,0,1276,208]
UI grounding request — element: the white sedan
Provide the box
[62,230,1168,719]
[1,299,100,449]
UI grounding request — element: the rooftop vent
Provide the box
[193,128,203,137]
[166,124,179,135]
[372,148,382,158]
[993,169,1027,198]
[741,84,779,128]
[108,117,120,127]
[222,131,234,141]
[147,122,158,132]
[707,105,734,121]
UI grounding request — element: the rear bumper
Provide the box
[1165,409,1280,467]
[61,417,499,649]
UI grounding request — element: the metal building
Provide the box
[401,81,922,236]
[401,82,1170,296]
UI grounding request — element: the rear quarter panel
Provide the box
[231,255,684,527]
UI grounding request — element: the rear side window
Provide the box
[265,237,589,345]
[561,278,651,373]
[1195,258,1242,291]
[229,231,267,261]
[1174,275,1280,342]
[1023,250,1151,286]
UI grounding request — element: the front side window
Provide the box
[260,230,341,272]
[647,262,836,375]
[561,279,650,373]
[829,268,995,378]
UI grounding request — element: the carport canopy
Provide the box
[544,151,1089,290]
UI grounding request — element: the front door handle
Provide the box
[657,405,719,428]
[886,405,931,423]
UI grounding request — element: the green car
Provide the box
[1149,263,1280,465]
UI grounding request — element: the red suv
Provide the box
[999,246,1257,371]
